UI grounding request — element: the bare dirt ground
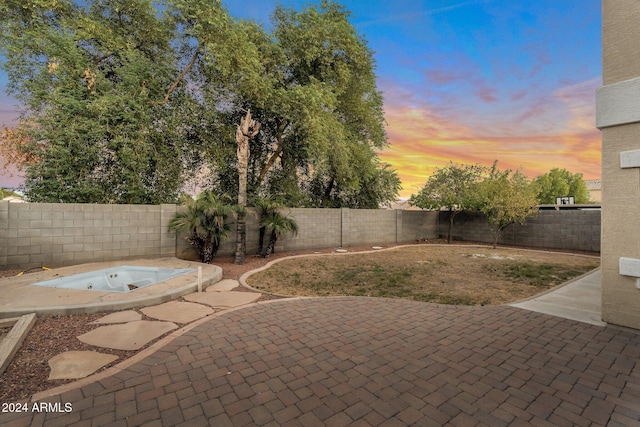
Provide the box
[0,241,599,401]
[246,245,600,305]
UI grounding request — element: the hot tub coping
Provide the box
[0,258,222,318]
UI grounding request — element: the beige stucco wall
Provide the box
[600,1,640,328]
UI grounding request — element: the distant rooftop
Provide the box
[386,199,422,210]
[1,195,26,203]
[586,179,601,191]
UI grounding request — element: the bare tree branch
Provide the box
[153,48,199,105]
[257,119,288,183]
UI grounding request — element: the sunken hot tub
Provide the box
[30,266,196,293]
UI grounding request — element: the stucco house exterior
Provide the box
[585,179,602,203]
[597,1,640,329]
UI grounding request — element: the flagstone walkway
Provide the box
[44,280,261,383]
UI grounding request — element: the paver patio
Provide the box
[3,297,640,426]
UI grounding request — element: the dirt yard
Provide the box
[246,246,600,305]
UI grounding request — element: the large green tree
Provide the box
[1,0,398,208]
[409,162,486,243]
[0,0,205,203]
[533,168,591,204]
[198,1,399,208]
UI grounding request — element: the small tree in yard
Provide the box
[168,191,239,263]
[472,162,539,248]
[409,162,485,243]
[260,210,299,258]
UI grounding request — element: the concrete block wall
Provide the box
[343,209,397,247]
[401,210,438,243]
[4,202,600,269]
[438,209,601,253]
[211,208,437,256]
[0,202,8,268]
[1,202,178,270]
[281,208,342,251]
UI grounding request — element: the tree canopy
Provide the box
[471,162,539,248]
[197,0,398,208]
[0,0,399,207]
[409,162,485,243]
[533,168,591,204]
[0,0,200,203]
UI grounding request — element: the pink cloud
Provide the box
[423,68,472,85]
[475,85,498,103]
[510,90,527,102]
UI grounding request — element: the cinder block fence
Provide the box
[438,208,601,253]
[0,203,437,270]
[0,202,179,270]
[157,207,440,263]
[0,201,600,271]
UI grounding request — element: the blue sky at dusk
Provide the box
[0,0,602,197]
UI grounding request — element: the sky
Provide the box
[0,0,602,198]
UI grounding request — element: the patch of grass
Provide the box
[492,262,599,287]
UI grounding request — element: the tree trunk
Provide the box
[257,118,288,184]
[235,214,247,264]
[263,230,278,258]
[257,225,266,255]
[448,209,455,244]
[203,239,214,264]
[491,226,503,249]
[234,110,260,265]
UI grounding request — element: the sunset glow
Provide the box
[379,77,602,196]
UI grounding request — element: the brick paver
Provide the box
[3,297,640,426]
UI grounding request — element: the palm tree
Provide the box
[260,209,299,258]
[168,191,239,263]
[253,197,284,256]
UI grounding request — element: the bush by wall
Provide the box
[182,208,438,259]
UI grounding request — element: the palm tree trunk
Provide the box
[234,110,260,265]
[257,226,266,255]
[203,239,214,264]
[263,230,278,258]
[235,214,246,264]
